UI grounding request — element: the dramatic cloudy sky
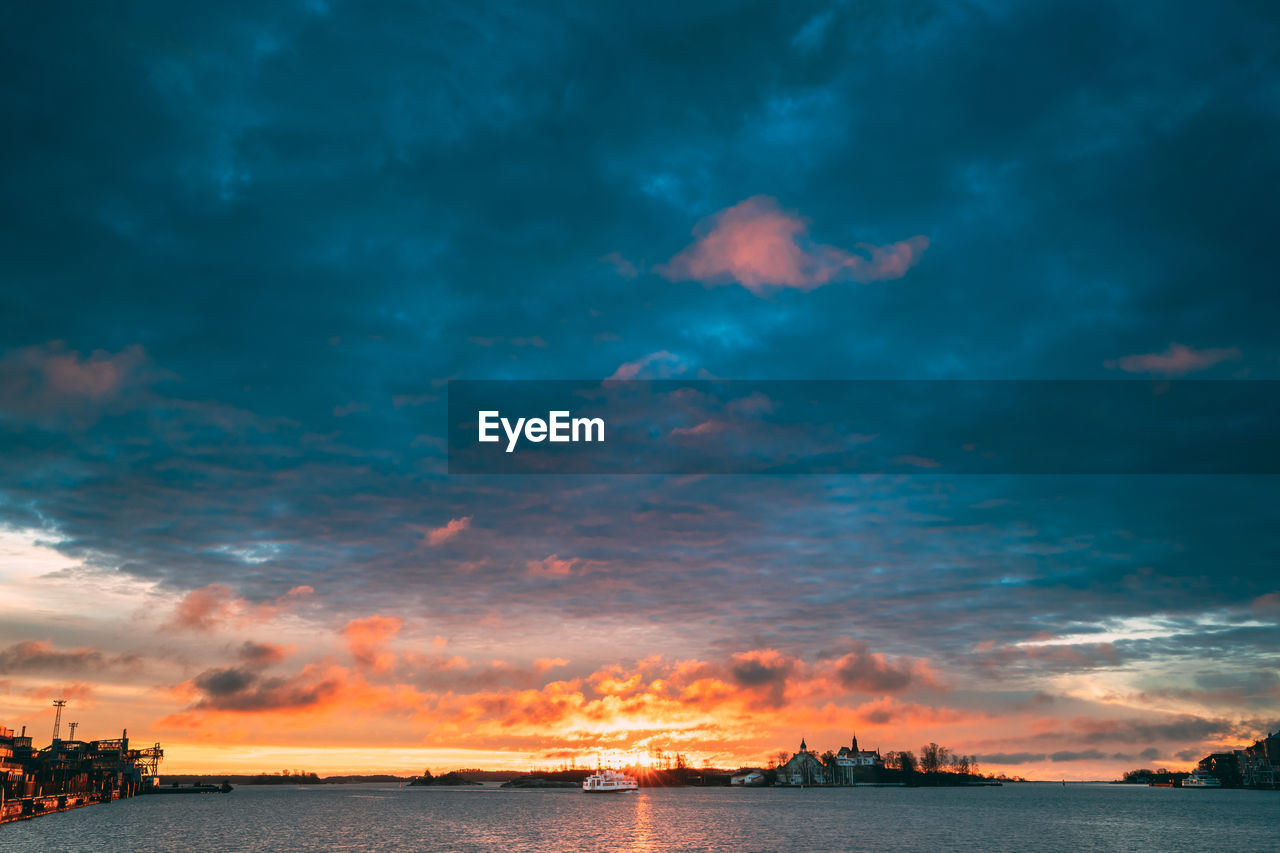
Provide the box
[1,1,1278,778]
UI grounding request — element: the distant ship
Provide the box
[1182,770,1222,788]
[582,769,638,793]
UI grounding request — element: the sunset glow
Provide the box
[2,0,1278,795]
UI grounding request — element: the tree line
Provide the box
[882,743,981,777]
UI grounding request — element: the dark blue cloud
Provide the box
[1,0,1277,716]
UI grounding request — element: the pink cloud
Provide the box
[1105,343,1242,376]
[164,584,314,633]
[656,196,929,294]
[527,554,579,577]
[0,341,153,417]
[42,348,141,398]
[893,454,942,469]
[426,516,472,546]
[1251,592,1280,613]
[671,420,725,438]
[726,392,775,416]
[168,584,237,632]
[607,350,685,381]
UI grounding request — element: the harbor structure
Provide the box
[1193,730,1279,789]
[1,715,163,824]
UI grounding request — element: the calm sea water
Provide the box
[2,782,1278,852]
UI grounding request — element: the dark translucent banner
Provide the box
[446,380,1280,475]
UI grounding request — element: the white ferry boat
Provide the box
[582,769,638,793]
[1182,769,1222,788]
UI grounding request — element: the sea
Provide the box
[2,782,1278,852]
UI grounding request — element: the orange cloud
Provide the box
[534,657,569,673]
[27,682,96,705]
[341,616,403,673]
[657,196,929,294]
[155,663,410,739]
[727,649,799,706]
[133,642,1030,773]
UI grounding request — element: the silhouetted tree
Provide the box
[818,750,838,784]
[920,743,941,774]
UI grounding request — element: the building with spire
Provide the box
[775,736,828,786]
[833,735,882,784]
[775,734,884,786]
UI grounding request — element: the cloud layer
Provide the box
[1,0,1278,779]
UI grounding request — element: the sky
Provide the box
[1,0,1278,780]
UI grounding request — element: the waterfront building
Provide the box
[730,770,766,786]
[1198,751,1244,788]
[1186,730,1279,790]
[1236,730,1279,789]
[776,738,830,786]
[832,735,883,784]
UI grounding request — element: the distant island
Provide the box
[408,769,480,786]
[161,771,405,786]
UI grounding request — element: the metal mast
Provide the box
[51,699,67,741]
